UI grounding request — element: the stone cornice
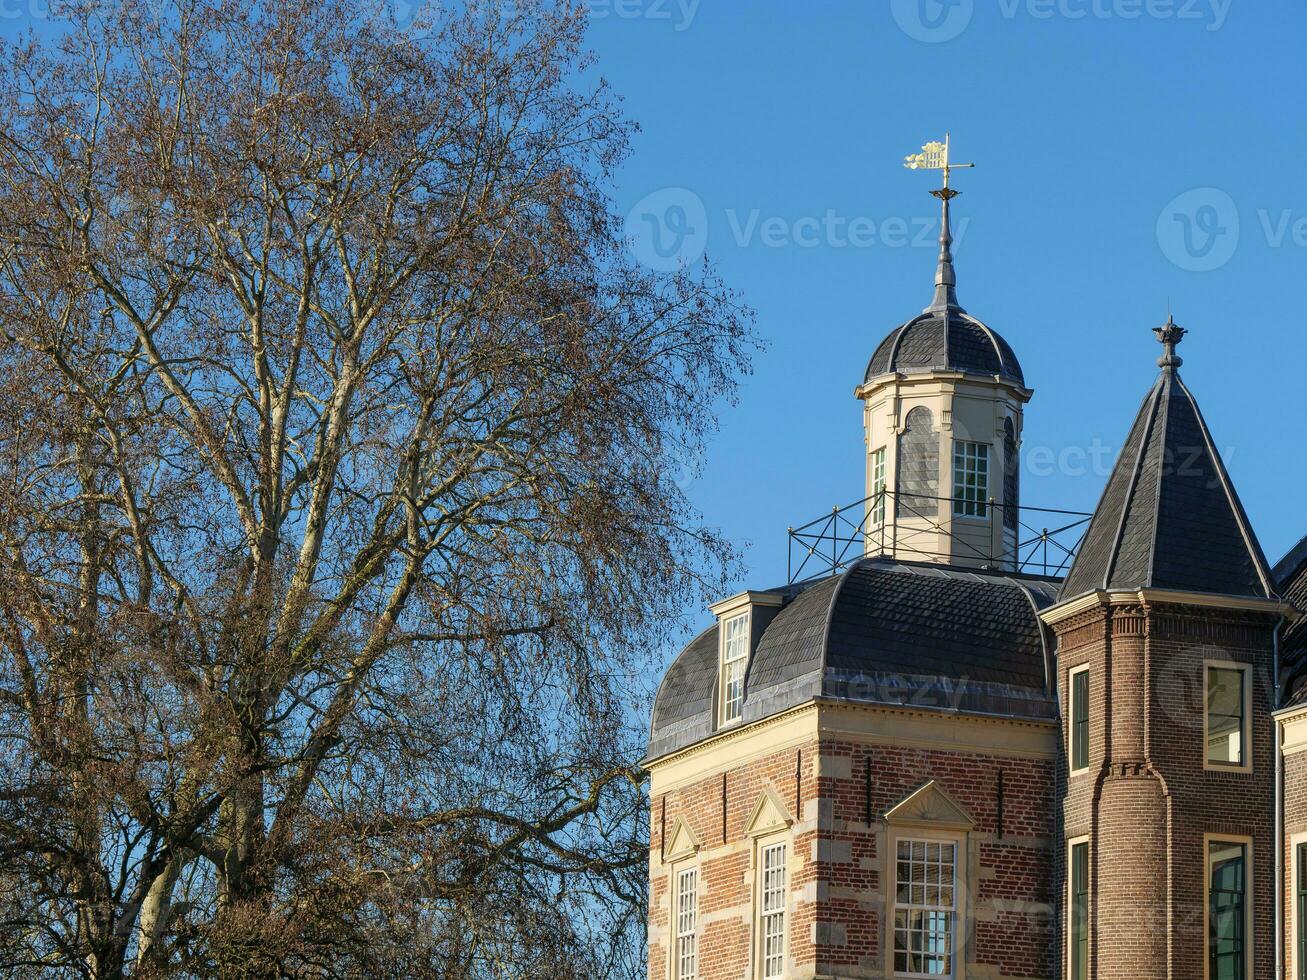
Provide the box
[1042,588,1293,627]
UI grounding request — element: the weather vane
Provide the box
[904,133,974,200]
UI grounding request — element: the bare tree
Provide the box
[0,1,752,975]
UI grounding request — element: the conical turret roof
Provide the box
[1061,319,1275,601]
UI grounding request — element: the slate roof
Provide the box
[1060,355,1275,602]
[1275,536,1307,691]
[647,558,1059,762]
[865,310,1026,387]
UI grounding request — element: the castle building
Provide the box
[645,154,1307,980]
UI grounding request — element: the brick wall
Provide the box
[1052,600,1279,980]
[649,719,1055,980]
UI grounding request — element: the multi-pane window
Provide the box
[721,614,750,725]
[675,868,697,980]
[1208,840,1247,980]
[1297,843,1307,980]
[871,447,888,526]
[894,838,956,977]
[760,843,787,979]
[1071,668,1090,773]
[1207,666,1247,767]
[1070,841,1089,980]
[952,441,989,518]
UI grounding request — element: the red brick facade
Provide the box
[648,597,1302,980]
[648,708,1057,979]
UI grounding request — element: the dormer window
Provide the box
[721,613,750,725]
[708,591,783,730]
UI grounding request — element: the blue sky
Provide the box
[587,0,1307,642]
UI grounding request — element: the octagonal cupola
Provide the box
[856,137,1033,569]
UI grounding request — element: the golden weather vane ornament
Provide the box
[904,133,974,200]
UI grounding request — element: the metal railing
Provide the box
[786,490,1092,584]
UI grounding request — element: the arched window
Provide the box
[897,407,938,517]
[1004,417,1019,530]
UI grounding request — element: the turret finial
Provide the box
[1154,313,1186,370]
[905,133,973,313]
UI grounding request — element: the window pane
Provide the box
[1207,668,1246,766]
[760,844,787,978]
[952,441,989,518]
[1071,842,1089,980]
[893,837,957,976]
[676,868,697,980]
[1208,841,1246,980]
[871,448,887,526]
[1072,670,1090,771]
[1298,843,1307,980]
[721,615,750,723]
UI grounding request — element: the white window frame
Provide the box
[755,837,788,980]
[1291,830,1307,980]
[890,831,962,979]
[1066,835,1090,980]
[871,446,888,526]
[720,612,750,727]
[1068,664,1091,776]
[1203,833,1253,980]
[672,864,698,980]
[952,440,990,519]
[1204,660,1253,773]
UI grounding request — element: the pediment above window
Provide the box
[883,780,975,831]
[744,786,794,839]
[664,816,700,863]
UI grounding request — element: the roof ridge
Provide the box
[1100,375,1165,590]
[960,310,1009,379]
[1172,372,1276,598]
[1274,535,1307,586]
[1143,370,1172,589]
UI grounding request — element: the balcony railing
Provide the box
[786,490,1092,584]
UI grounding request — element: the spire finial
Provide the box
[905,133,974,313]
[1154,312,1186,370]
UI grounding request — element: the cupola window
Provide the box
[952,441,989,518]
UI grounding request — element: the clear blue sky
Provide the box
[585,0,1307,644]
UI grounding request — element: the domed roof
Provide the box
[863,186,1025,388]
[865,309,1024,386]
[647,558,1060,762]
